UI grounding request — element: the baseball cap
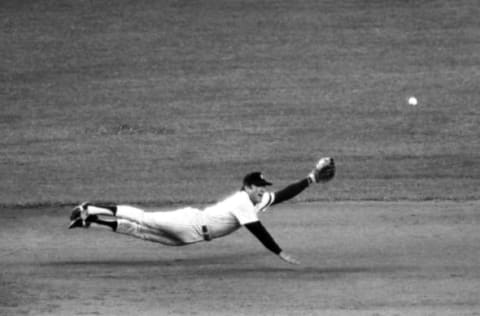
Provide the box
[242,172,273,187]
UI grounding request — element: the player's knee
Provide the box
[116,219,138,235]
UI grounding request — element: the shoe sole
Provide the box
[68,218,83,229]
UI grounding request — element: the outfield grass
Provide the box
[1,0,479,206]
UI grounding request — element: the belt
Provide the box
[201,225,211,241]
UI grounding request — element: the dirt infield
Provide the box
[1,201,479,315]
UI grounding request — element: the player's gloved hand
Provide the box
[308,157,335,183]
[278,251,301,265]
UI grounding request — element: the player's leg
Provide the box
[70,202,197,232]
[115,218,185,245]
[69,202,148,223]
[68,202,117,227]
[68,211,117,230]
[70,213,183,245]
[68,203,199,245]
[110,206,205,244]
[69,202,143,228]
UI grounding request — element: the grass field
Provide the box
[1,0,479,315]
[2,202,480,315]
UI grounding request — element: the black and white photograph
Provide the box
[1,0,479,315]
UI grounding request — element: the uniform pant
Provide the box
[114,205,205,246]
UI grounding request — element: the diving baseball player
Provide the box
[69,157,335,265]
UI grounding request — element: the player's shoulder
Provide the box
[221,190,250,205]
[221,190,273,209]
[261,191,274,202]
[257,191,275,212]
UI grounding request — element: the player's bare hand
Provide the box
[278,251,301,265]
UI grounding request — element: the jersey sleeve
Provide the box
[256,192,275,213]
[231,194,260,225]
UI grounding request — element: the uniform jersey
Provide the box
[202,191,275,239]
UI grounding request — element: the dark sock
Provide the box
[93,203,117,216]
[88,215,118,231]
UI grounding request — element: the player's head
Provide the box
[241,172,272,204]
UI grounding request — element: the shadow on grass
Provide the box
[34,254,416,280]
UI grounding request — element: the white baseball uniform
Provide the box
[114,191,275,246]
[70,158,333,264]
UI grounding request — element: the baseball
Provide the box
[408,96,418,106]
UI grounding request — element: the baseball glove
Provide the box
[309,157,335,183]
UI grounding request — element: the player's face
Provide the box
[245,184,266,205]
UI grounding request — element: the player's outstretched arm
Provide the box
[271,157,335,206]
[244,221,300,265]
[272,178,310,205]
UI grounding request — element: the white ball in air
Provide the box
[408,96,418,106]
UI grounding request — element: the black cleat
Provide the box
[68,202,90,229]
[68,217,87,229]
